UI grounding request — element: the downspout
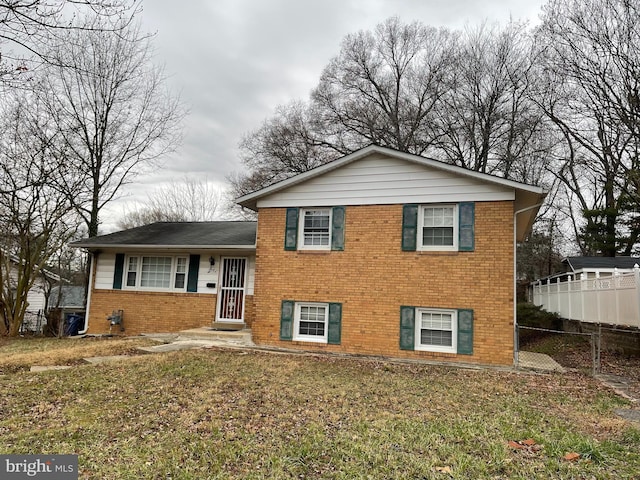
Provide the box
[513,203,543,367]
[77,251,95,335]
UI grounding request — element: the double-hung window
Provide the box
[402,202,474,252]
[293,302,329,343]
[416,308,457,353]
[419,204,457,251]
[299,209,331,250]
[284,207,345,251]
[124,255,188,291]
[400,306,473,355]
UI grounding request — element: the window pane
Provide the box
[175,257,187,289]
[303,210,330,246]
[126,257,138,287]
[423,207,454,227]
[420,312,453,347]
[298,305,326,336]
[140,256,172,288]
[422,206,454,246]
[420,329,453,346]
[423,227,454,246]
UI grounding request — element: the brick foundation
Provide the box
[86,289,254,336]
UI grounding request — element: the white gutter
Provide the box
[77,252,95,335]
[513,202,544,367]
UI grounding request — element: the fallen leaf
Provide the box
[563,452,581,461]
[435,466,452,474]
[521,438,536,446]
[508,440,525,449]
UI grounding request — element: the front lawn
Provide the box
[1,338,639,479]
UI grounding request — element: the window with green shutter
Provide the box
[287,207,347,251]
[406,307,474,355]
[404,203,475,252]
[281,301,342,344]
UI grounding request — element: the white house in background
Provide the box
[560,256,640,279]
[531,256,640,328]
[2,251,62,333]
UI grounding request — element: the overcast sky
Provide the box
[101,0,546,231]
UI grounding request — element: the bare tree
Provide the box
[117,176,225,229]
[536,0,640,255]
[313,17,456,155]
[436,22,553,183]
[0,1,137,81]
[0,92,78,336]
[37,14,185,238]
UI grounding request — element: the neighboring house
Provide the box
[48,285,86,317]
[72,145,546,366]
[1,252,61,333]
[531,256,640,328]
[560,256,640,279]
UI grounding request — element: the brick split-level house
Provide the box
[71,145,546,366]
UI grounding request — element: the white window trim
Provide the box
[298,208,332,251]
[293,302,329,343]
[123,254,189,292]
[415,308,457,354]
[417,204,458,252]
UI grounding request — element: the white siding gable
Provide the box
[256,153,515,208]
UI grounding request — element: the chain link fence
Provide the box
[517,321,640,395]
[517,325,599,375]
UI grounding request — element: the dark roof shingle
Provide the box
[70,222,257,248]
[564,256,640,271]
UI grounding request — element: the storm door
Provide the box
[216,257,247,322]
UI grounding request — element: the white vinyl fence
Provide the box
[531,267,640,328]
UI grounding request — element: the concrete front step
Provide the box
[178,327,254,346]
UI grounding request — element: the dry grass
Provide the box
[1,339,639,479]
[0,336,157,374]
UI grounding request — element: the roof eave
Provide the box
[70,244,257,250]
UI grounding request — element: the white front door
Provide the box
[216,257,247,322]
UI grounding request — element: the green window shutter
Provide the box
[280,300,294,340]
[457,309,474,355]
[458,202,475,252]
[399,306,415,350]
[331,206,346,251]
[284,208,299,251]
[186,255,200,292]
[327,302,342,344]
[402,204,418,251]
[113,253,125,290]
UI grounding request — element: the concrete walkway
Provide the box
[517,351,565,372]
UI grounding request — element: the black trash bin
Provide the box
[65,314,84,336]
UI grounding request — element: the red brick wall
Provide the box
[252,202,514,366]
